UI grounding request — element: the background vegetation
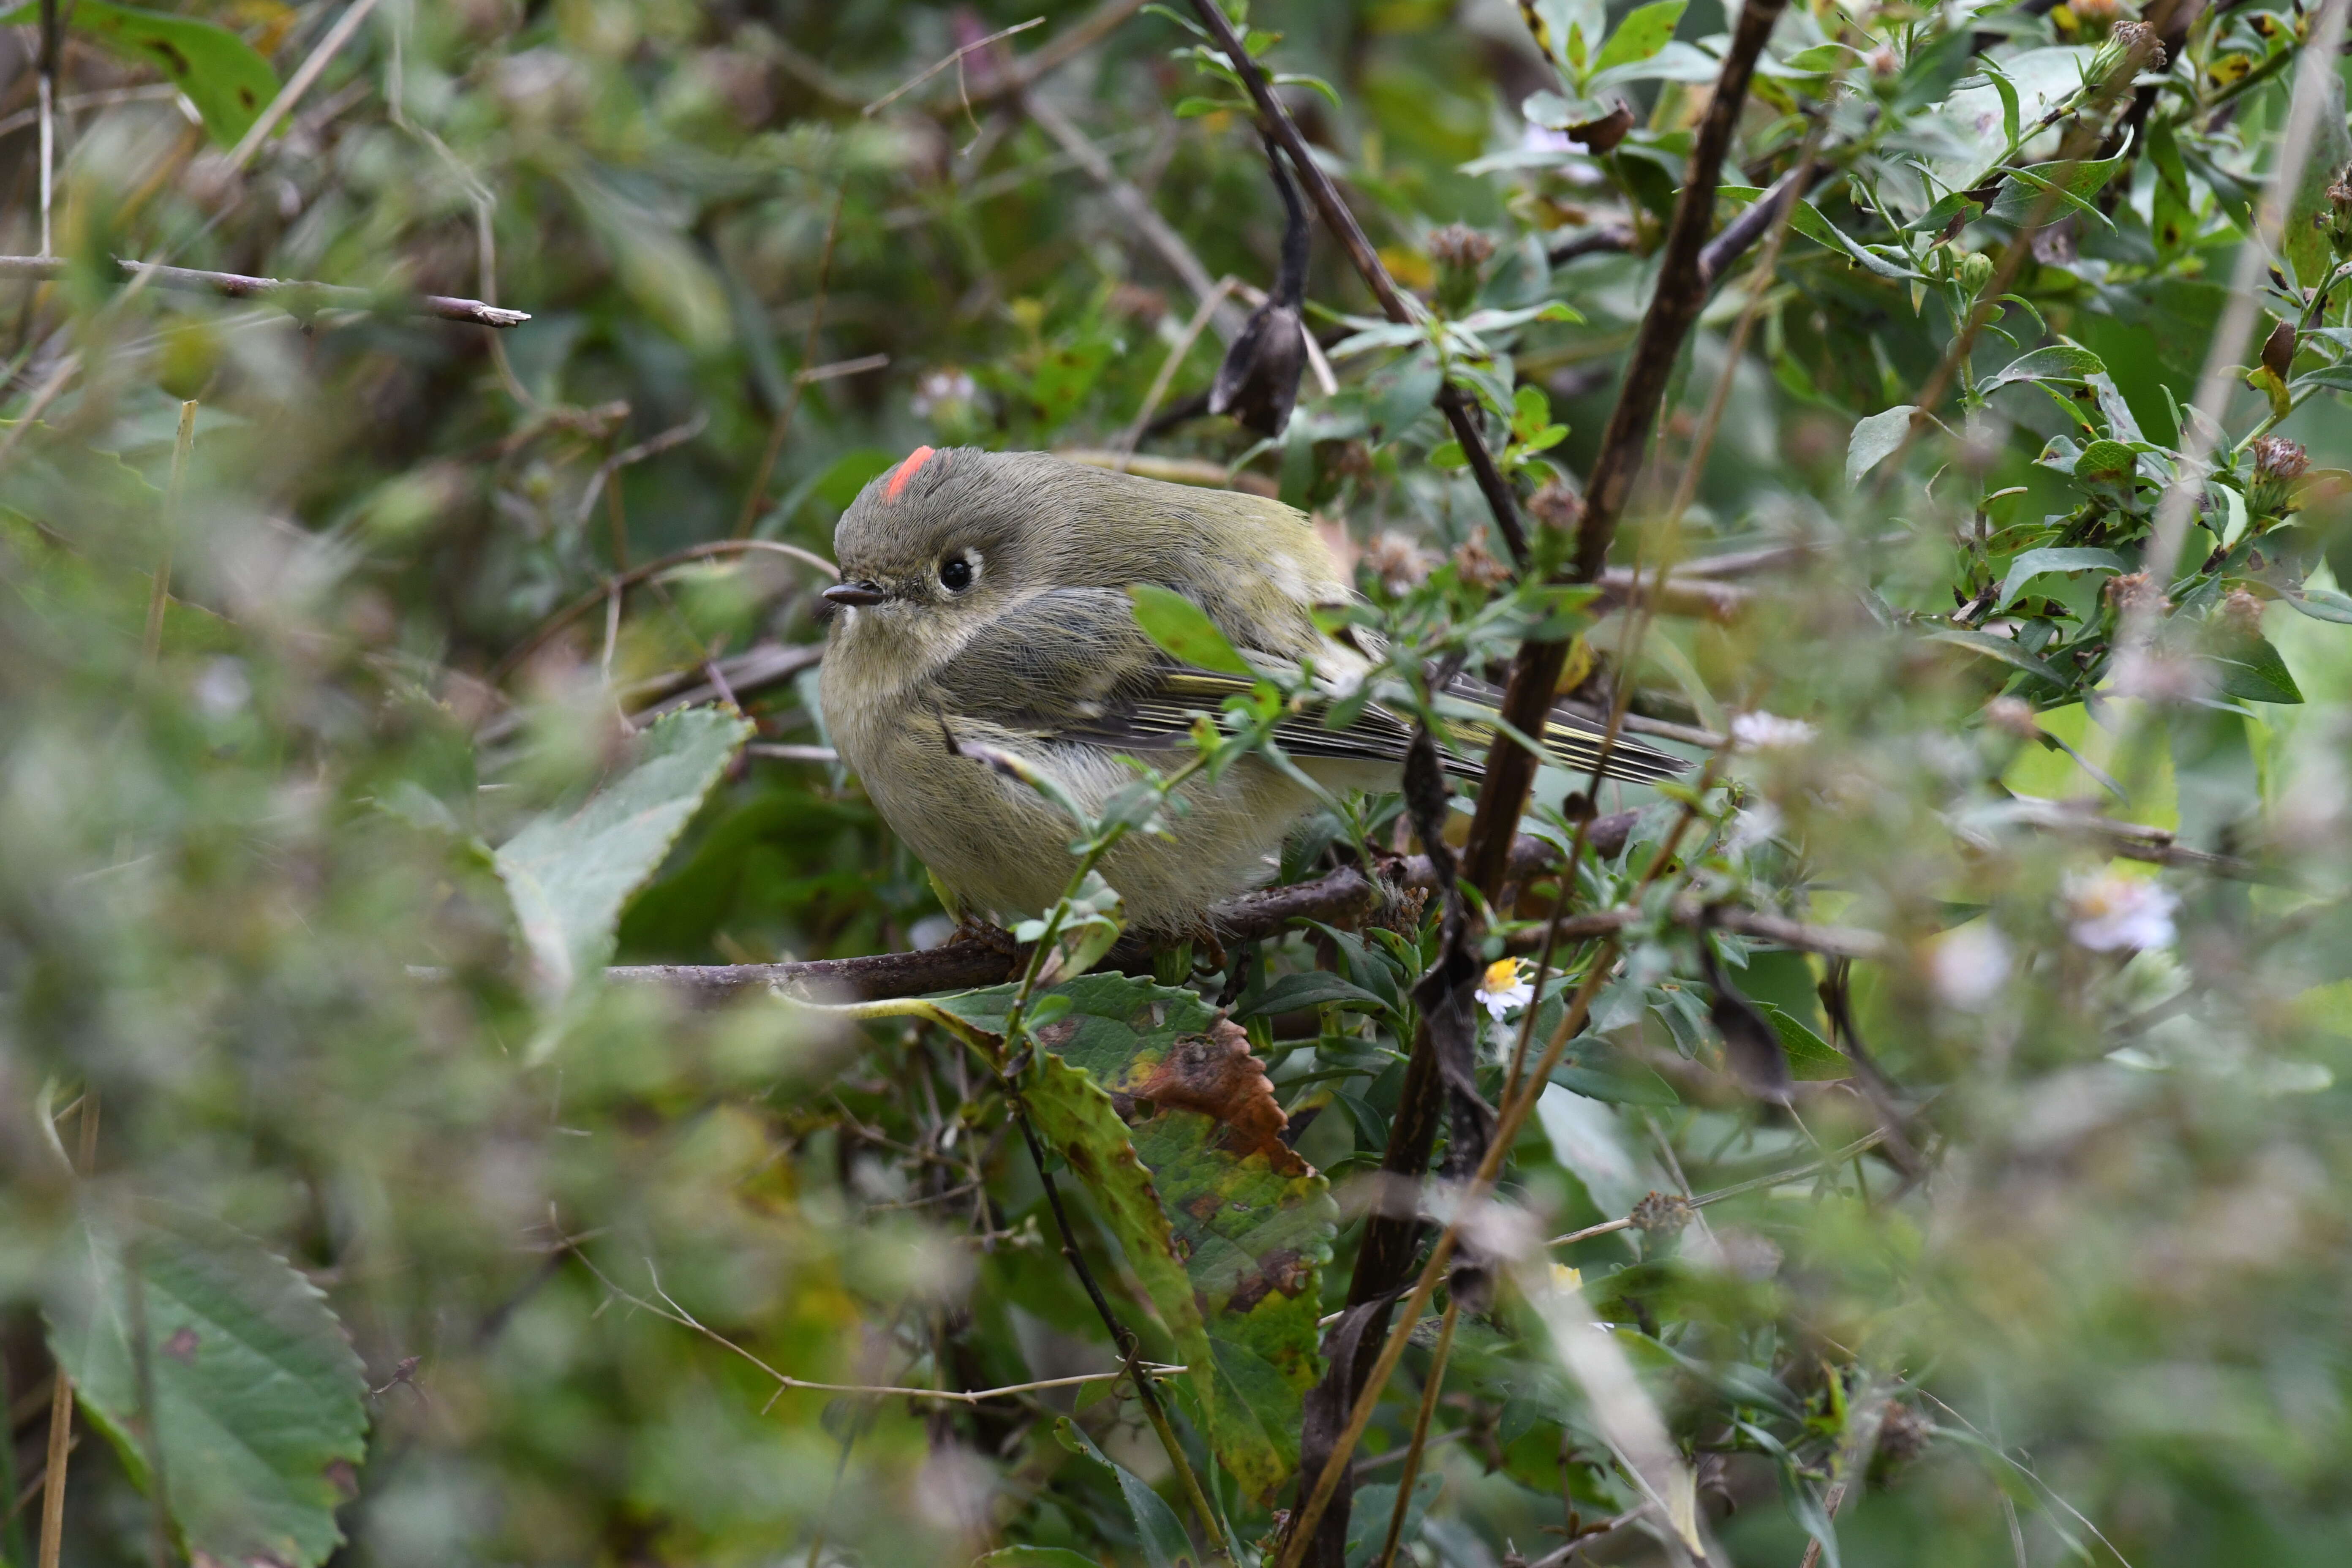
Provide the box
[3,0,2350,1564]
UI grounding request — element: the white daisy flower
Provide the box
[1477,957,1535,1021]
[2061,870,2178,952]
[1731,710,1818,751]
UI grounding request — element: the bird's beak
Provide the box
[822,580,890,607]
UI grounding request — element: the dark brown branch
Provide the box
[1696,158,1835,287]
[0,256,531,327]
[1183,0,1530,566]
[1459,0,1790,904]
[1546,224,1637,265]
[607,833,1590,1004]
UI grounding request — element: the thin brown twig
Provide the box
[572,412,708,534]
[1117,275,1237,462]
[1182,0,1533,561]
[1546,1129,1889,1248]
[1370,1297,1459,1568]
[0,256,530,326]
[862,17,1045,116]
[1021,88,1237,335]
[1271,949,1622,1568]
[573,1241,1181,1405]
[961,0,1149,109]
[37,1091,96,1568]
[2123,0,2349,660]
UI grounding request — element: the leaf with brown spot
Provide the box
[941,974,1337,1501]
[0,2,281,147]
[46,1202,368,1566]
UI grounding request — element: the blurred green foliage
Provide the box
[1,0,2351,1565]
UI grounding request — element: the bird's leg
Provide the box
[928,867,1021,957]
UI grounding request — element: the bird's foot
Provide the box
[949,916,1021,958]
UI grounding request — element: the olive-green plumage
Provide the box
[818,448,1680,935]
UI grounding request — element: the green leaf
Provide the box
[2279,585,2352,623]
[977,1549,1108,1568]
[2213,635,2303,704]
[1845,405,1918,487]
[1549,1060,1680,1105]
[1592,0,1685,73]
[1232,970,1392,1020]
[1011,983,1335,1503]
[1983,344,2107,392]
[1129,583,1256,678]
[1999,547,2127,608]
[1757,1005,1848,1081]
[1925,627,2069,686]
[1053,1417,1195,1568]
[1989,154,2129,229]
[494,706,754,994]
[0,1,279,147]
[2072,441,2140,485]
[1025,1051,1213,1358]
[1129,1084,1335,1501]
[1173,95,1231,117]
[46,1205,368,1568]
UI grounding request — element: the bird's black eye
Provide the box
[939,555,974,592]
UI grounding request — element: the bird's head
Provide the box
[823,446,1048,663]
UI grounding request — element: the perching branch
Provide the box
[0,256,531,327]
[607,831,1606,1004]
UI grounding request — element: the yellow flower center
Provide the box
[1482,958,1523,994]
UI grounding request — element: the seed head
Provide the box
[2251,435,2308,481]
[1527,480,1584,533]
[1631,1190,1695,1237]
[1428,223,1496,272]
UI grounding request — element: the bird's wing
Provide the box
[923,589,1685,786]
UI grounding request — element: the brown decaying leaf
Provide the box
[1126,1018,1304,1174]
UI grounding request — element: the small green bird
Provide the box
[817,447,1683,936]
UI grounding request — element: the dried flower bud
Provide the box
[2262,320,2298,382]
[1869,45,1900,78]
[1428,223,1496,272]
[2105,571,2171,616]
[1874,1401,1933,1472]
[2329,168,2352,259]
[1526,480,1584,534]
[2110,20,2165,73]
[1566,101,1634,154]
[1429,223,1496,312]
[1362,530,1435,595]
[2251,435,2309,481]
[1630,1191,1694,1237]
[2221,586,2266,636]
[1983,695,2040,739]
[1451,536,1512,590]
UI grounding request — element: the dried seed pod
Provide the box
[1630,1190,1695,1237]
